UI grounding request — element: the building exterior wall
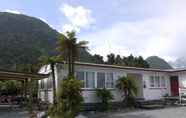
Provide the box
[143,72,170,100]
[38,63,174,103]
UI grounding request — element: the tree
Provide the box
[92,54,104,64]
[39,56,61,105]
[48,76,83,118]
[106,53,115,64]
[116,76,137,107]
[57,31,88,76]
[96,88,113,111]
[115,55,123,65]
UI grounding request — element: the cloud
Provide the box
[79,0,186,61]
[5,9,21,14]
[60,4,95,32]
[81,18,180,61]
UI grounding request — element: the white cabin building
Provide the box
[38,62,186,104]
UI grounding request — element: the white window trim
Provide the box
[75,70,115,90]
[105,72,114,89]
[149,75,167,89]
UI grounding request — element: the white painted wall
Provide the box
[38,63,173,103]
[143,72,170,100]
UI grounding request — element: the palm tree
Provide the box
[57,31,88,76]
[116,76,137,106]
[39,56,61,104]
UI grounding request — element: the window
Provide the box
[150,76,155,87]
[76,71,85,88]
[149,75,166,88]
[97,72,105,88]
[47,77,53,89]
[85,72,95,88]
[106,73,114,88]
[40,80,45,89]
[155,76,160,87]
[161,76,166,87]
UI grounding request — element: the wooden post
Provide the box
[24,79,28,99]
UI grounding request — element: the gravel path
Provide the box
[0,108,28,118]
[90,107,186,118]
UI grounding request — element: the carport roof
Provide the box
[0,69,48,80]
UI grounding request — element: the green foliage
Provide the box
[106,54,149,68]
[96,88,113,111]
[0,80,22,95]
[0,12,58,71]
[57,31,88,76]
[146,56,172,69]
[116,76,137,107]
[48,76,83,118]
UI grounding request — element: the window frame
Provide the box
[106,72,114,89]
[85,71,95,89]
[149,75,167,88]
[97,72,106,89]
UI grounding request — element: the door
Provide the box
[170,76,179,96]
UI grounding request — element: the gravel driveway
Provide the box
[90,107,186,118]
[0,108,28,118]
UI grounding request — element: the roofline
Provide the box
[0,69,49,79]
[56,61,186,73]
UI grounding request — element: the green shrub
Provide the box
[116,76,137,107]
[96,88,113,111]
[48,76,83,118]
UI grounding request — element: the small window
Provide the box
[150,76,154,87]
[161,76,166,87]
[40,79,45,89]
[85,72,95,88]
[76,71,85,88]
[97,72,105,88]
[155,76,160,87]
[47,77,53,89]
[106,73,114,88]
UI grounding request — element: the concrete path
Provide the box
[91,107,186,118]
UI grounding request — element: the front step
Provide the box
[136,100,165,109]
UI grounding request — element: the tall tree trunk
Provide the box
[51,63,57,104]
[68,54,71,76]
[71,51,75,76]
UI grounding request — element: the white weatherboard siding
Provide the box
[178,72,186,88]
[143,72,170,100]
[38,63,186,103]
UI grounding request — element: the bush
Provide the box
[48,76,83,118]
[96,88,113,111]
[116,76,137,107]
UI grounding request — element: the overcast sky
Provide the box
[1,0,186,61]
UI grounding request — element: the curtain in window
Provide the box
[97,72,105,88]
[86,72,95,88]
[106,73,114,88]
[76,71,85,88]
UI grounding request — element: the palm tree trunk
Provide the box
[51,63,57,104]
[71,52,75,76]
[68,51,72,76]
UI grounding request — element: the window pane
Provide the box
[150,76,154,87]
[76,71,85,88]
[97,72,105,88]
[106,73,114,88]
[47,77,53,89]
[85,72,95,88]
[155,76,160,87]
[161,76,166,87]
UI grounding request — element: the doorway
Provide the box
[170,76,179,96]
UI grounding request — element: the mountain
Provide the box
[0,12,59,70]
[0,12,93,71]
[169,57,186,68]
[146,56,173,69]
